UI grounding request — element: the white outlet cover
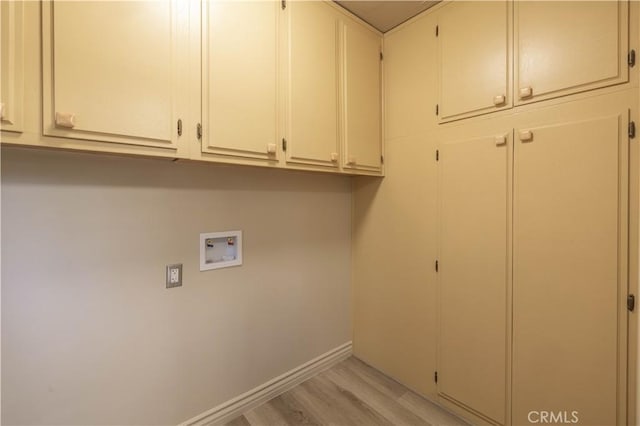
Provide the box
[200,230,243,271]
[166,264,182,288]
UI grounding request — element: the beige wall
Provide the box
[1,146,352,425]
[352,10,439,398]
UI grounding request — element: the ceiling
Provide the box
[335,1,439,33]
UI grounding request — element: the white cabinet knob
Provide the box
[495,135,507,146]
[519,130,533,142]
[493,95,505,106]
[330,152,339,162]
[347,156,356,165]
[55,112,76,128]
[0,102,5,120]
[519,87,533,99]
[267,143,277,154]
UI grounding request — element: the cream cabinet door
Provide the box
[515,1,629,105]
[438,1,511,123]
[285,1,340,168]
[1,1,24,133]
[42,1,187,150]
[342,18,382,173]
[513,115,626,425]
[438,132,509,424]
[202,0,279,162]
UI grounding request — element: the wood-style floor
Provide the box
[225,356,468,426]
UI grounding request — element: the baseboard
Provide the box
[180,341,353,426]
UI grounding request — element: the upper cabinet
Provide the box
[1,1,24,133]
[515,1,629,105]
[201,0,279,163]
[285,1,341,169]
[283,1,383,172]
[438,0,511,123]
[41,1,189,152]
[199,0,383,173]
[342,16,383,173]
[437,0,631,123]
[3,0,383,176]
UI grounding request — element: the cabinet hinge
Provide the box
[436,104,439,116]
[629,121,636,139]
[628,294,636,312]
[436,149,439,161]
[281,0,286,9]
[177,119,182,137]
[435,260,439,272]
[381,155,384,164]
[380,51,384,61]
[435,25,439,37]
[282,138,287,151]
[434,371,438,383]
[629,49,636,67]
[196,123,202,140]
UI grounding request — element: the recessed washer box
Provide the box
[200,230,242,271]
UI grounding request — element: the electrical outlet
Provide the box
[166,264,182,288]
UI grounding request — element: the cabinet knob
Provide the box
[493,95,506,106]
[0,102,5,120]
[330,152,339,162]
[519,130,533,142]
[347,156,356,165]
[55,112,76,128]
[495,135,507,146]
[267,143,277,154]
[519,87,533,99]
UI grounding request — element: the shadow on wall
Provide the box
[351,175,384,234]
[0,145,351,195]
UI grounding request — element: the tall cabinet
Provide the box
[438,131,510,424]
[434,1,634,425]
[512,113,627,425]
[438,102,631,426]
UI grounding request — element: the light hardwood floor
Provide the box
[225,356,468,426]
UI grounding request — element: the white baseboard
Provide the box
[180,341,353,426]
